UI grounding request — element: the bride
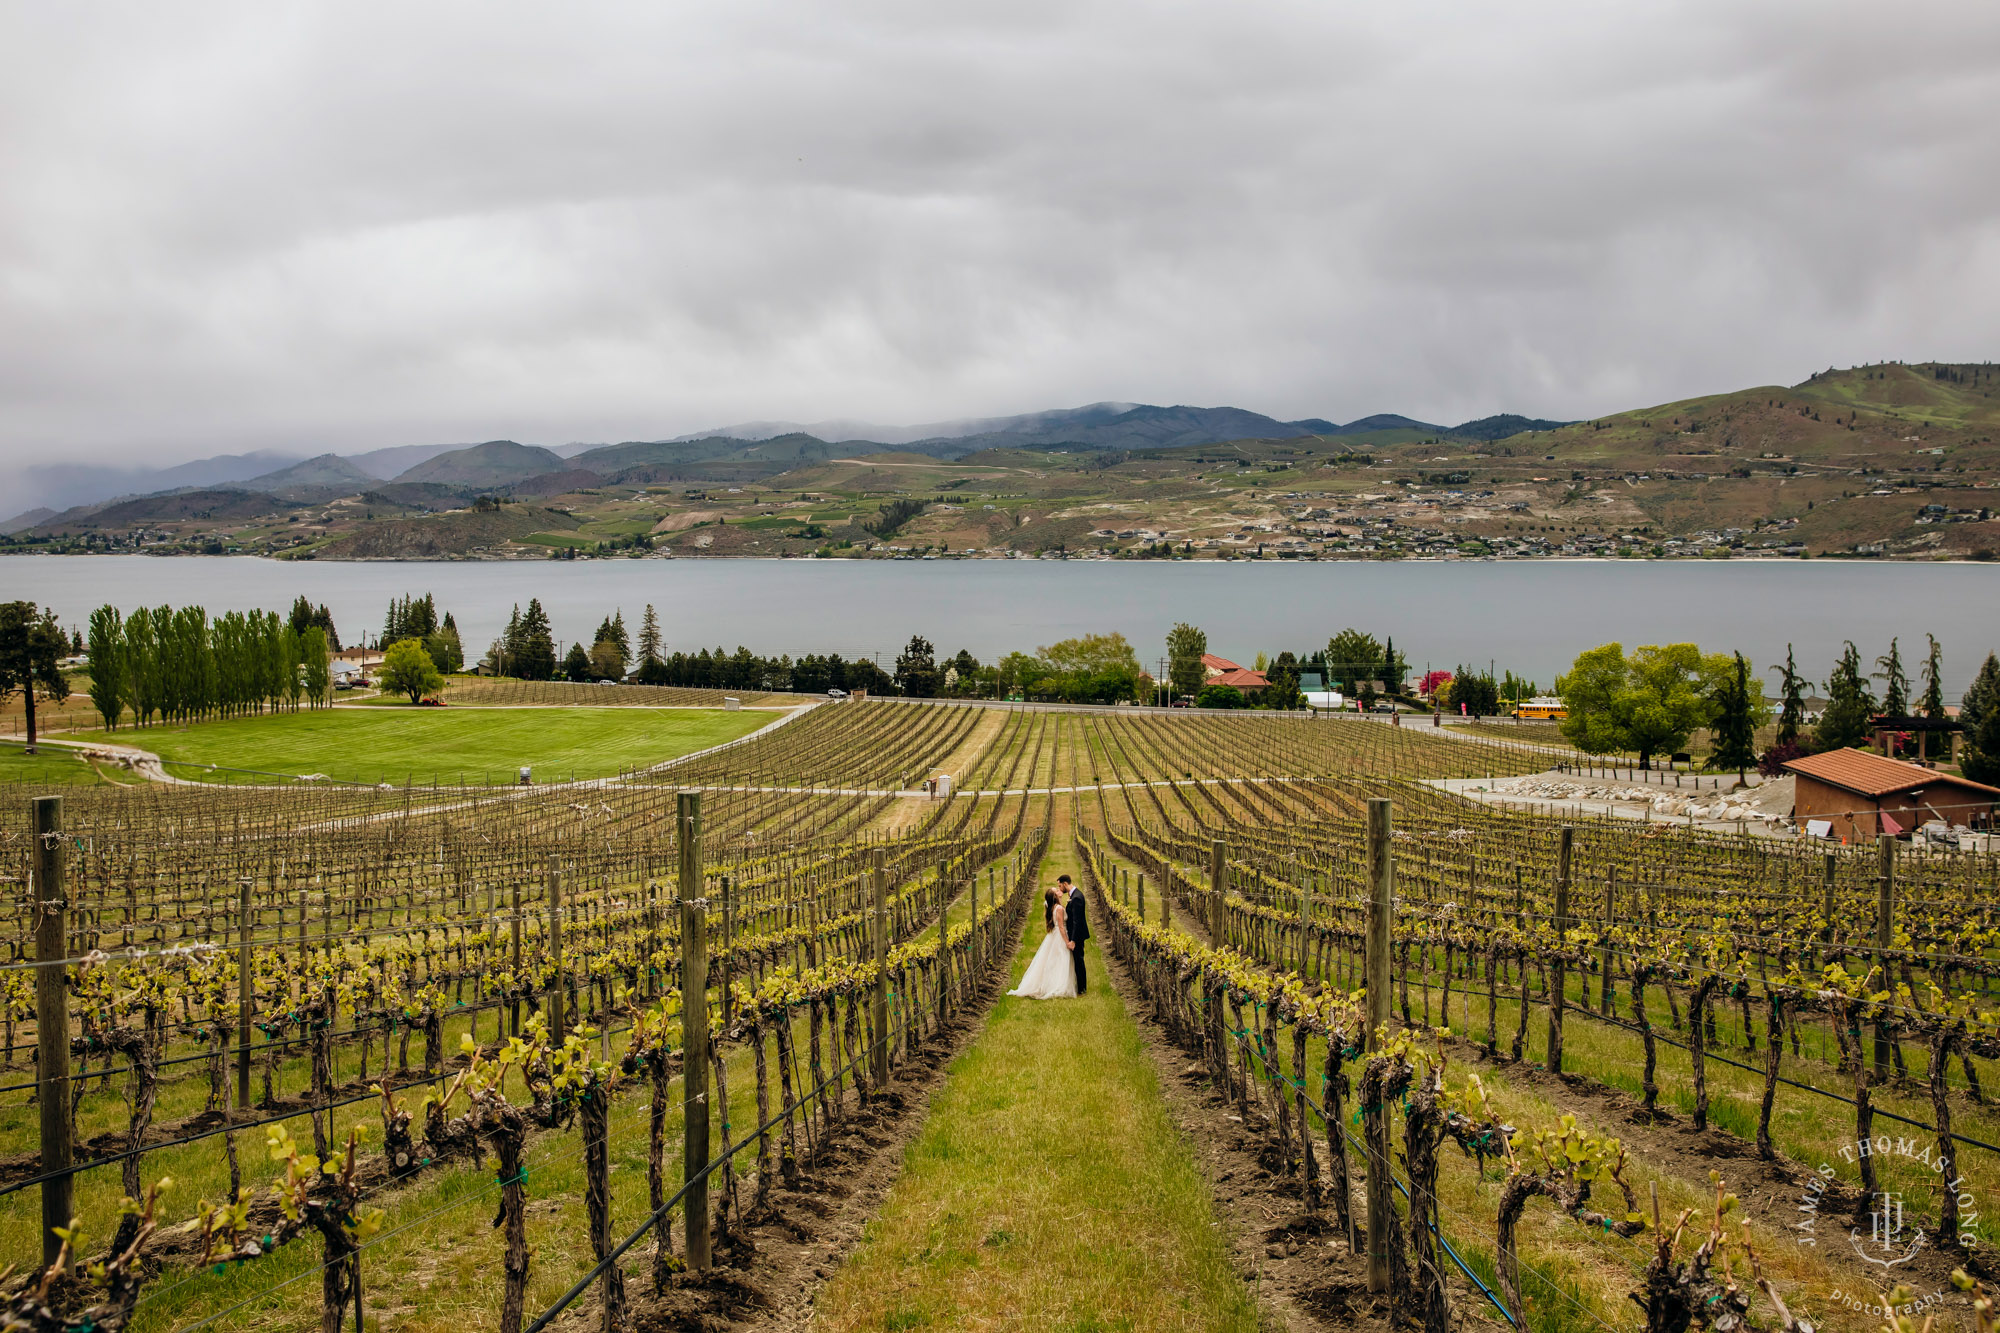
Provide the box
[1009,885,1078,999]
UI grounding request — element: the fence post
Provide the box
[870,849,890,1093]
[1875,835,1895,1079]
[547,860,564,1043]
[33,795,72,1268]
[237,879,252,1110]
[678,791,711,1271]
[1299,886,1314,977]
[1547,826,1573,1074]
[1363,796,1393,1295]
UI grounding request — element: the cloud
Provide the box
[1,0,1996,464]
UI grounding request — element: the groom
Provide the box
[1060,874,1090,994]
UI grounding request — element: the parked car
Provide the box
[827,688,849,700]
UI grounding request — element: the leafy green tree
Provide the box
[381,638,444,703]
[1876,637,1909,716]
[589,640,626,681]
[301,626,332,707]
[1559,641,1736,768]
[0,601,71,753]
[589,615,628,679]
[996,651,1046,699]
[562,643,594,682]
[1326,628,1384,693]
[1706,652,1758,782]
[1769,644,1807,745]
[1816,641,1875,751]
[1038,633,1143,703]
[87,604,125,730]
[895,635,940,697]
[1920,634,1946,719]
[1167,623,1208,700]
[1196,683,1246,709]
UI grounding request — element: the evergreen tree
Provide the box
[563,643,594,682]
[1875,637,1909,716]
[1965,702,2000,787]
[894,635,940,697]
[513,600,557,681]
[1920,634,1947,719]
[1706,652,1757,782]
[637,604,662,666]
[1960,653,2000,757]
[1816,641,1875,751]
[1769,644,1807,745]
[1381,635,1406,693]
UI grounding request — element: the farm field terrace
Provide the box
[3,702,1999,1333]
[73,701,780,785]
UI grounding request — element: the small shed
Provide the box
[1782,749,1999,842]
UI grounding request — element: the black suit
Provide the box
[1064,889,1090,994]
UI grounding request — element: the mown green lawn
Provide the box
[0,744,142,786]
[74,705,774,785]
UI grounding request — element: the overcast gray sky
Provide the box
[3,0,1997,466]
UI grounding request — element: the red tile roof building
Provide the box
[1782,749,1998,841]
[1201,653,1269,693]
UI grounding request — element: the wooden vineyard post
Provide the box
[1363,796,1393,1295]
[510,880,523,1038]
[1821,853,1837,951]
[33,796,72,1267]
[1210,839,1227,943]
[1875,835,1894,1079]
[1137,872,1147,924]
[720,874,735,1029]
[645,880,658,999]
[1161,869,1171,933]
[237,879,253,1110]
[1299,885,1314,977]
[937,870,949,1031]
[547,860,564,1043]
[1600,869,1616,1015]
[1547,826,1573,1074]
[678,791,712,1271]
[870,849,890,1094]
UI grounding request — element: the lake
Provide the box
[5,554,1999,696]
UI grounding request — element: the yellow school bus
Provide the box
[1514,696,1568,721]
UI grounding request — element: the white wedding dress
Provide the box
[1010,916,1079,999]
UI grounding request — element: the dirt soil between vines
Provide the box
[586,952,1019,1333]
[1098,904,1421,1333]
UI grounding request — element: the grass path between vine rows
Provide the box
[812,837,1262,1333]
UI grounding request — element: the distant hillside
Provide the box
[31,487,302,534]
[915,403,1318,452]
[311,505,581,559]
[1448,414,1573,440]
[241,453,377,493]
[393,440,566,488]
